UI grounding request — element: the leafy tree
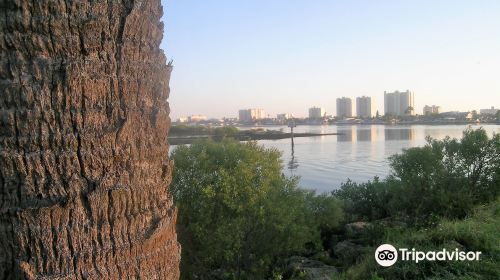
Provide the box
[471,110,478,119]
[170,125,240,137]
[333,177,398,222]
[390,128,500,223]
[213,125,239,137]
[171,139,337,279]
[304,193,344,230]
[169,124,209,135]
[334,128,500,226]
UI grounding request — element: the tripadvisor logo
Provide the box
[375,244,482,267]
[375,244,398,267]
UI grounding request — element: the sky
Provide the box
[160,0,500,119]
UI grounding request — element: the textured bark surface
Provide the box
[0,0,180,279]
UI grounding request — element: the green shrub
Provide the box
[332,177,398,222]
[334,128,500,226]
[171,139,342,279]
[213,126,239,136]
[169,125,240,137]
[169,124,210,135]
[389,128,500,224]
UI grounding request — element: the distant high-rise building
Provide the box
[239,110,251,122]
[308,107,326,119]
[384,90,415,116]
[336,97,354,118]
[423,105,442,115]
[177,117,188,123]
[277,113,293,120]
[238,109,265,122]
[356,96,375,118]
[188,115,208,122]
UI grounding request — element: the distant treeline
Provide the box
[169,125,286,137]
[169,125,240,136]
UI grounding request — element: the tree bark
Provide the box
[0,0,180,279]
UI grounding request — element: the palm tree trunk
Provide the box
[0,0,180,279]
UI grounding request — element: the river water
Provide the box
[250,124,500,193]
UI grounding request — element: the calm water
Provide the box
[250,125,500,193]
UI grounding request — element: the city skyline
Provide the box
[161,0,500,119]
[176,90,495,120]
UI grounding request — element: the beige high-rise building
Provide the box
[356,96,376,118]
[384,90,415,116]
[238,108,265,122]
[336,97,354,118]
[423,105,441,115]
[277,113,293,120]
[308,107,326,119]
[188,115,208,122]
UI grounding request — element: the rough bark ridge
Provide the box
[0,0,180,279]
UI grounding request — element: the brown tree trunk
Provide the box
[0,0,180,279]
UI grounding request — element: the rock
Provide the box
[333,241,365,265]
[285,256,338,280]
[0,0,180,279]
[310,251,331,263]
[345,222,373,239]
[443,240,466,251]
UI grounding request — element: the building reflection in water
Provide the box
[357,126,378,142]
[337,126,357,142]
[337,126,380,142]
[288,137,299,171]
[336,126,415,142]
[385,127,415,141]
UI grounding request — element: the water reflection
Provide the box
[338,126,379,142]
[337,127,356,142]
[423,127,467,140]
[385,128,414,141]
[171,125,500,192]
[288,137,299,171]
[357,127,378,142]
[337,126,415,142]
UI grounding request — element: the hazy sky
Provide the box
[160,0,500,119]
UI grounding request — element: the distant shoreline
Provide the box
[234,121,500,127]
[169,132,340,145]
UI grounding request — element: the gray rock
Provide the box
[345,222,373,239]
[285,256,338,280]
[310,251,331,262]
[443,240,466,251]
[333,241,365,264]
